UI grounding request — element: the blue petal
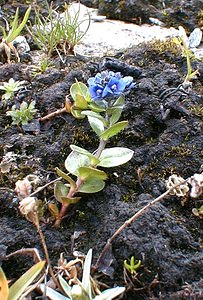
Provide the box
[107,77,119,87]
[127,82,136,89]
[87,77,96,86]
[89,85,103,99]
[95,73,103,84]
[122,76,133,86]
[115,72,122,79]
[102,86,113,98]
[116,79,126,92]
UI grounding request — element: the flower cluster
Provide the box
[87,71,135,100]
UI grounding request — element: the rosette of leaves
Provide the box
[0,78,25,104]
[6,101,37,126]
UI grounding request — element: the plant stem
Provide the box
[30,177,61,197]
[40,107,67,122]
[95,138,107,158]
[35,219,62,291]
[54,177,84,228]
[95,180,187,271]
[54,122,108,227]
[40,98,72,122]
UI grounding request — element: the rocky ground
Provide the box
[0,1,203,300]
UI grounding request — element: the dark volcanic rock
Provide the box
[98,0,203,31]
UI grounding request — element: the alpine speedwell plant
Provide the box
[53,71,135,227]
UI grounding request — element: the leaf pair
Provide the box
[55,145,134,195]
[66,145,134,169]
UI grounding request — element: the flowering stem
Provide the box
[35,217,62,291]
[95,180,187,271]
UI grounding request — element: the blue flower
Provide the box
[87,71,135,101]
[88,84,104,100]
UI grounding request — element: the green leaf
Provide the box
[78,166,107,181]
[8,261,45,300]
[7,6,31,43]
[70,145,100,165]
[54,181,69,203]
[78,178,105,193]
[109,107,122,126]
[0,268,9,300]
[70,81,91,104]
[113,94,125,107]
[82,249,92,298]
[100,121,128,141]
[39,284,69,300]
[58,275,72,298]
[55,167,77,190]
[98,147,134,168]
[94,287,125,300]
[124,257,141,275]
[60,196,81,205]
[88,102,106,113]
[81,111,108,126]
[108,94,125,125]
[7,7,19,39]
[74,93,89,110]
[65,151,90,176]
[87,116,104,136]
[71,107,85,119]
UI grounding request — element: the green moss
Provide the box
[149,38,180,56]
[189,104,203,119]
[71,126,95,146]
[197,9,203,28]
[121,189,135,202]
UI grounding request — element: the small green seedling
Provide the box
[173,27,199,87]
[193,205,203,218]
[0,6,31,63]
[32,57,52,76]
[6,101,37,125]
[0,78,25,104]
[124,256,141,275]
